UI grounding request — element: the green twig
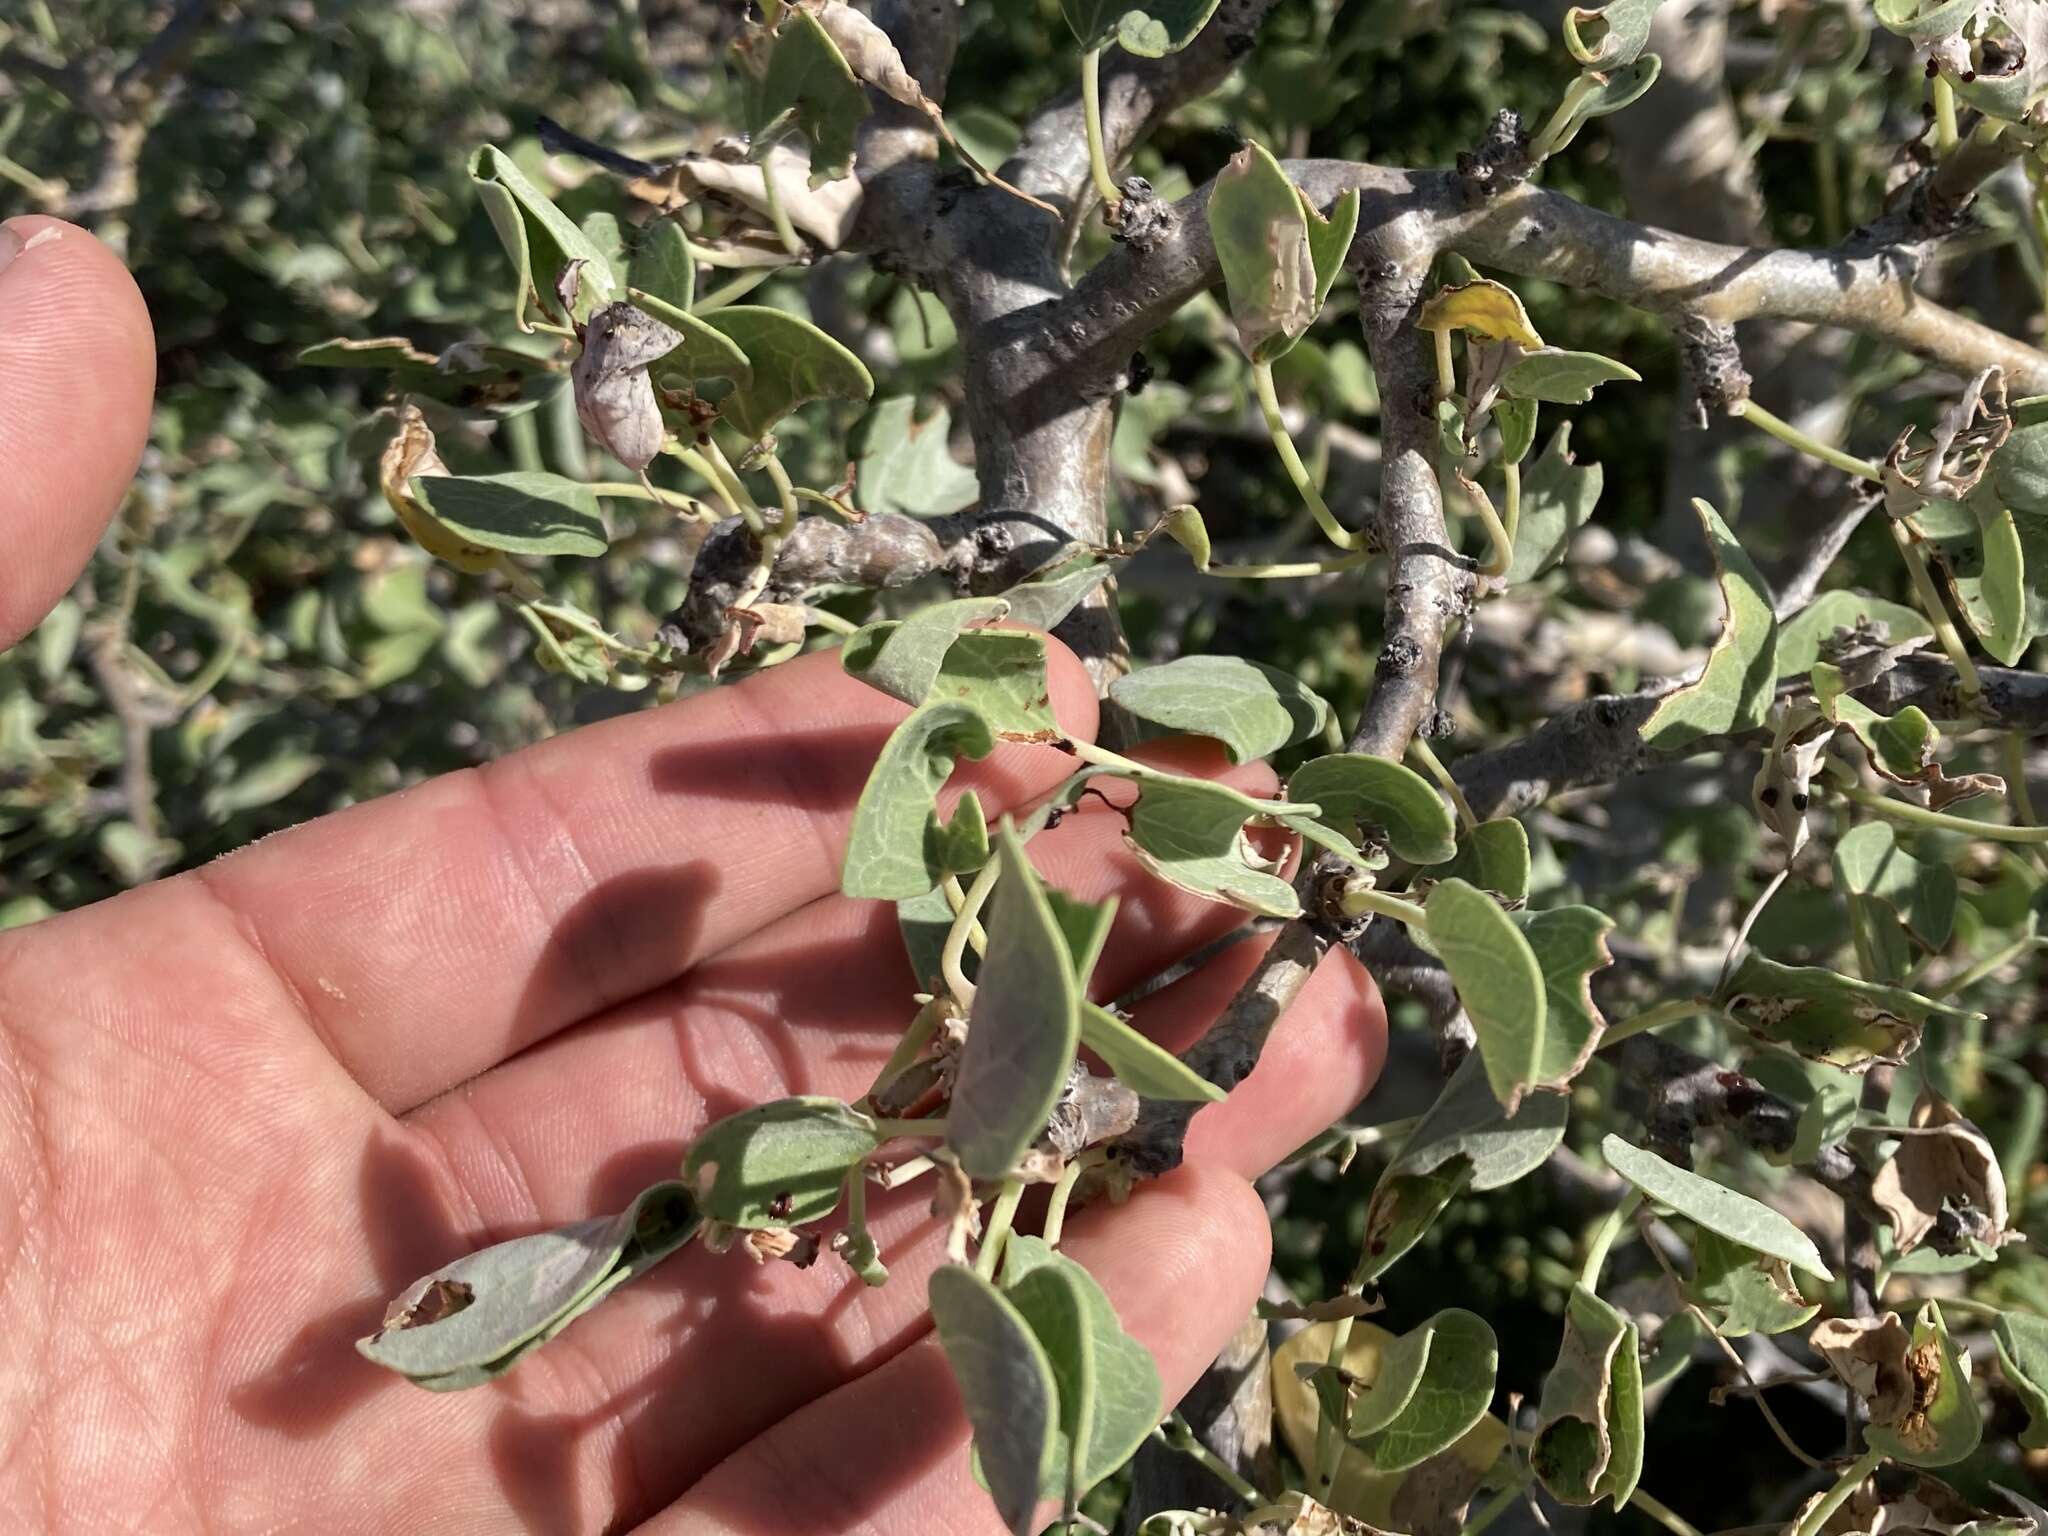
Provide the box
[1156,1413,1264,1505]
[1580,1187,1643,1289]
[1734,399,1882,482]
[1840,783,2048,842]
[942,855,1003,1008]
[1888,518,1982,702]
[1407,738,1480,833]
[974,1178,1026,1280]
[1079,47,1122,209]
[1252,362,1363,551]
[1789,1448,1883,1536]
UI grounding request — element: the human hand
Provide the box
[0,217,1386,1534]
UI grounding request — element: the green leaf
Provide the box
[1048,890,1117,990]
[899,883,957,987]
[1427,879,1548,1110]
[1686,1229,1820,1337]
[843,597,1012,707]
[1532,1285,1643,1509]
[357,1181,698,1389]
[1208,140,1318,364]
[1060,0,1224,55]
[999,560,1115,631]
[1776,591,1932,677]
[755,9,870,183]
[1358,1158,1475,1288]
[855,396,980,518]
[1867,1303,1983,1468]
[1299,186,1362,313]
[409,472,607,557]
[683,1097,879,1227]
[927,632,1060,740]
[1550,53,1664,153]
[1345,1310,1499,1473]
[950,824,1082,1179]
[1006,1254,1164,1498]
[1833,821,1958,953]
[1390,1051,1570,1192]
[842,701,998,899]
[1721,953,1979,1072]
[1640,500,1777,750]
[702,305,874,440]
[1910,494,2046,667]
[1124,776,1304,917]
[1600,1135,1833,1279]
[468,144,617,329]
[1513,906,1614,1091]
[1495,398,1540,467]
[1287,754,1458,865]
[1992,417,2048,516]
[1873,0,1989,43]
[1156,504,1212,571]
[1993,1310,2048,1451]
[630,218,695,314]
[1081,1002,1225,1102]
[1563,0,1670,66]
[1506,423,1602,585]
[1438,817,1532,903]
[1503,349,1641,404]
[1111,655,1331,764]
[929,1265,1061,1536]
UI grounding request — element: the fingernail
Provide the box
[0,224,22,278]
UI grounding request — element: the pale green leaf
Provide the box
[1640,499,1777,750]
[999,560,1115,631]
[1721,953,1979,1072]
[1776,591,1932,677]
[1081,1002,1224,1102]
[1495,398,1540,467]
[1357,1158,1475,1288]
[1873,0,1982,41]
[1061,0,1224,55]
[630,218,695,314]
[1390,1051,1569,1192]
[628,287,755,387]
[1125,776,1304,917]
[1502,348,1641,404]
[755,9,870,183]
[929,1265,1060,1535]
[1048,890,1117,990]
[1600,1134,1833,1279]
[1833,821,1957,952]
[1427,878,1548,1110]
[1993,1310,2048,1451]
[1346,1310,1499,1473]
[702,305,874,440]
[1532,1285,1642,1508]
[1686,1229,1820,1337]
[843,597,1012,706]
[1300,186,1362,312]
[1909,495,2045,667]
[950,824,1082,1179]
[1007,1254,1164,1497]
[468,143,618,328]
[1563,0,1670,66]
[1287,753,1457,865]
[1111,655,1331,765]
[684,1097,879,1228]
[409,472,607,558]
[1513,906,1614,1091]
[855,397,980,518]
[1438,817,1531,902]
[842,701,997,899]
[1208,140,1317,363]
[1506,423,1602,585]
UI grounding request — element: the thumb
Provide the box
[0,216,155,651]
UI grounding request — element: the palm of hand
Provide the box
[0,643,1383,1534]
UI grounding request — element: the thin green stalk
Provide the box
[586,480,716,519]
[1252,362,1362,551]
[672,445,758,529]
[1336,884,1427,926]
[1455,474,1515,578]
[1789,1448,1883,1536]
[1580,1188,1644,1289]
[1157,1414,1263,1505]
[692,267,775,314]
[1597,998,1708,1052]
[1460,1475,1530,1536]
[760,451,802,531]
[1933,75,1960,157]
[806,605,859,637]
[975,1178,1027,1280]
[1407,738,1479,833]
[758,161,804,257]
[942,856,1003,1008]
[1042,1152,1098,1249]
[1501,459,1522,550]
[1630,1489,1704,1536]
[1204,550,1375,579]
[864,1005,941,1103]
[1079,47,1122,208]
[1530,72,1601,160]
[1430,325,1457,400]
[1840,783,2048,842]
[1735,399,1882,482]
[1889,518,1982,701]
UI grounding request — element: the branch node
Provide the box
[1107,175,1176,252]
[1455,109,1534,203]
[1676,314,1751,426]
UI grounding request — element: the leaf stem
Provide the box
[1501,459,1522,551]
[942,856,1003,1008]
[1789,1448,1883,1536]
[1933,75,1960,157]
[1079,47,1122,209]
[1734,399,1882,483]
[1407,738,1480,833]
[1042,1150,1099,1249]
[1430,325,1457,401]
[974,1177,1026,1280]
[586,480,717,518]
[1630,1489,1705,1536]
[1252,362,1362,551]
[1888,517,1982,702]
[1335,884,1427,927]
[1839,783,2048,842]
[1596,997,1708,1052]
[758,160,805,258]
[1580,1187,1643,1289]
[1157,1413,1264,1505]
[691,268,775,314]
[1204,550,1375,579]
[1454,472,1515,579]
[1530,71,1601,161]
[864,1003,941,1103]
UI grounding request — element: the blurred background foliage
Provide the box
[3,2,2046,1526]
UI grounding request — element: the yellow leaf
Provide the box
[1416,279,1543,348]
[378,405,500,574]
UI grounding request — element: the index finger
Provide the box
[42,640,1099,1112]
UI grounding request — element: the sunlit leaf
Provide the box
[1563,0,1670,67]
[1339,1309,1499,1473]
[843,701,998,899]
[1834,821,1958,955]
[1437,817,1531,902]
[1427,879,1547,1110]
[1081,1002,1224,1102]
[1505,423,1603,585]
[855,396,980,518]
[1060,0,1226,57]
[1209,140,1319,363]
[1866,1303,1983,1468]
[630,218,696,314]
[1417,279,1542,348]
[1513,906,1613,1091]
[684,1097,879,1227]
[1640,500,1777,750]
[1601,1134,1833,1279]
[843,597,1012,706]
[702,304,875,440]
[1721,953,1979,1072]
[1390,1051,1569,1193]
[1686,1229,1819,1337]
[1124,775,1304,917]
[1287,754,1458,865]
[409,472,607,558]
[1531,1284,1643,1509]
[950,823,1082,1179]
[755,9,870,184]
[469,143,617,328]
[1502,348,1640,404]
[999,560,1116,631]
[1777,591,1932,677]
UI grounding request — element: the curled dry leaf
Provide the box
[1811,1313,1917,1427]
[1870,1089,2017,1256]
[1416,279,1544,349]
[805,0,925,108]
[1259,1293,1389,1323]
[676,145,864,249]
[378,404,499,573]
[1807,1472,2038,1536]
[1751,710,1831,854]
[931,1153,981,1265]
[573,302,683,471]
